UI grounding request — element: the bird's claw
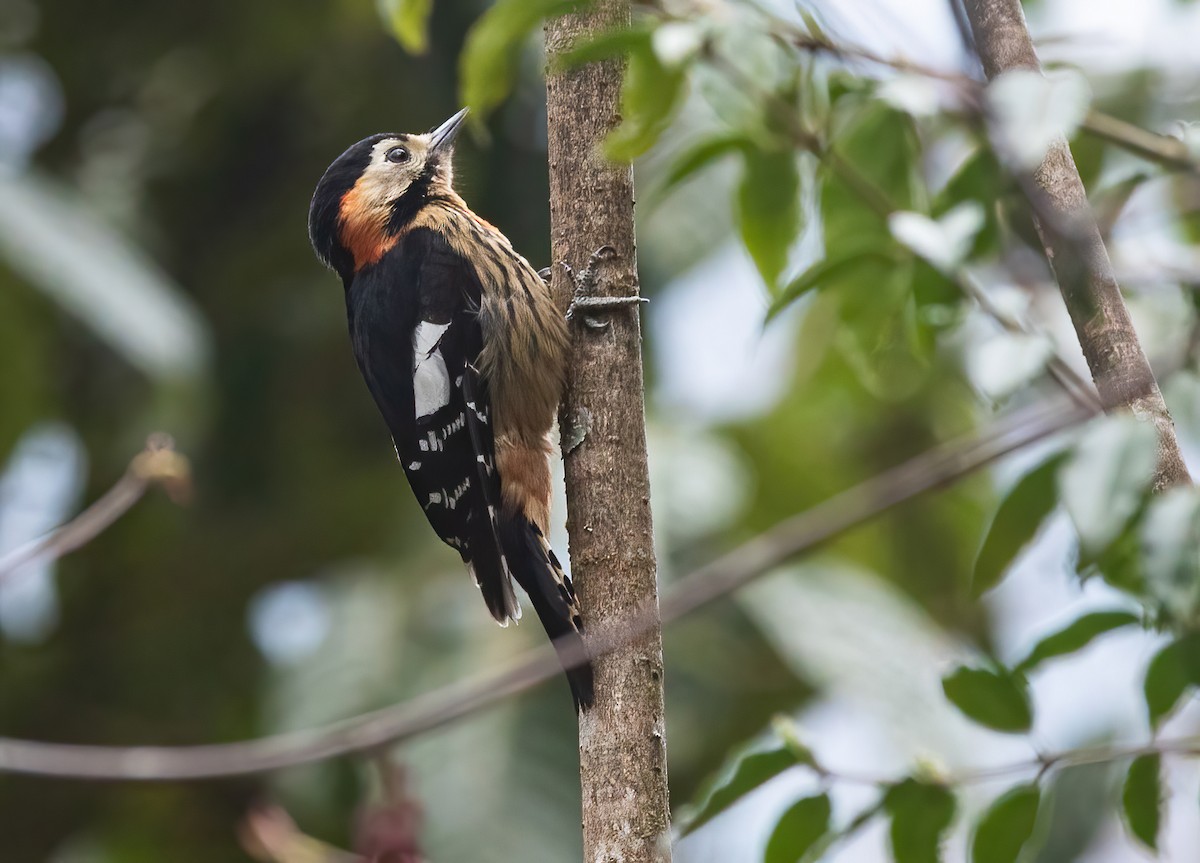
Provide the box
[566,295,649,328]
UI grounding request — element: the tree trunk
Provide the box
[544,2,672,861]
[963,0,1190,490]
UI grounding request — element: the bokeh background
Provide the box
[3,0,1200,861]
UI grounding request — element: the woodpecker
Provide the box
[308,109,593,710]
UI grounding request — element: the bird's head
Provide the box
[308,107,468,278]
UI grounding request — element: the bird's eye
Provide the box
[385,146,410,164]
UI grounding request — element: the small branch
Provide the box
[0,433,190,582]
[0,394,1098,781]
[1081,111,1198,174]
[767,735,1200,792]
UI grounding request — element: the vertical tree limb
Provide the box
[545,2,672,861]
[963,0,1191,490]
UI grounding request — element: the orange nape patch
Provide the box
[338,182,399,271]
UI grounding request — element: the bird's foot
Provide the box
[566,295,649,327]
[563,246,646,328]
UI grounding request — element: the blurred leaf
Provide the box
[770,716,821,771]
[972,452,1065,596]
[823,102,919,241]
[1121,754,1161,850]
[677,741,808,836]
[877,75,942,118]
[380,0,433,54]
[461,0,584,118]
[651,21,706,69]
[987,69,1092,169]
[970,783,1041,863]
[1140,488,1200,622]
[0,172,210,382]
[819,102,926,394]
[655,133,750,200]
[888,203,984,274]
[767,246,897,322]
[1013,610,1140,674]
[1058,415,1158,557]
[932,146,1008,260]
[884,778,956,863]
[738,147,801,290]
[1031,762,1115,863]
[551,23,652,70]
[1143,632,1200,726]
[942,666,1033,733]
[604,40,687,160]
[967,331,1054,402]
[764,794,831,863]
[1081,520,1146,595]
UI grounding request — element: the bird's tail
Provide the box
[501,517,594,711]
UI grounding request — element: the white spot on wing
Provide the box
[413,321,451,419]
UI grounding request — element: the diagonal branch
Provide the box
[0,394,1096,781]
[962,0,1191,490]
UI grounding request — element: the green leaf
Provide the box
[764,794,832,863]
[822,103,919,243]
[1143,632,1200,726]
[771,716,821,772]
[766,246,898,322]
[970,784,1041,863]
[603,42,686,160]
[551,23,652,70]
[678,744,807,837]
[817,102,924,395]
[738,147,801,290]
[1058,415,1158,557]
[1140,487,1200,622]
[380,0,433,54]
[932,145,1008,260]
[884,779,957,863]
[972,453,1066,596]
[942,666,1033,733]
[1121,754,1161,850]
[654,133,750,201]
[460,0,584,119]
[1013,610,1140,674]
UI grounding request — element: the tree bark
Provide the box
[545,3,672,862]
[963,0,1190,490]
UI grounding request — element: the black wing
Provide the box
[345,228,519,623]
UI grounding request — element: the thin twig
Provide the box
[1081,110,1198,175]
[755,7,1200,175]
[0,433,189,582]
[0,395,1097,781]
[811,735,1200,790]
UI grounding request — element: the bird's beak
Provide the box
[429,107,469,155]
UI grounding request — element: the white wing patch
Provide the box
[412,321,452,419]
